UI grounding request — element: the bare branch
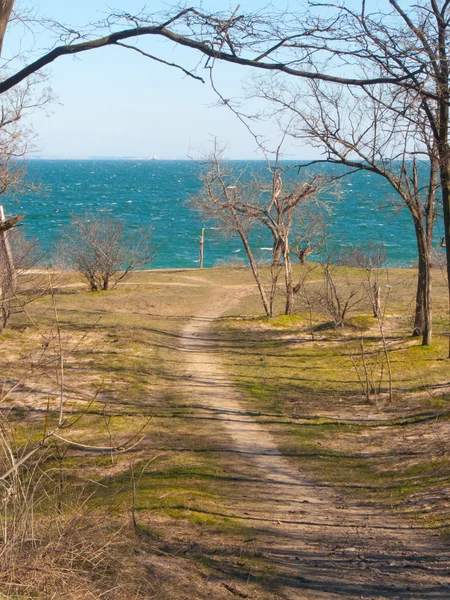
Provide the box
[114,41,205,82]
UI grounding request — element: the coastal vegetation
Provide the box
[0,1,449,346]
[0,1,450,598]
[193,142,332,317]
[0,265,448,597]
[59,214,156,292]
[263,82,439,346]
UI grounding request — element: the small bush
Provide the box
[59,214,156,291]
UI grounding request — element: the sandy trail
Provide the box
[175,285,450,599]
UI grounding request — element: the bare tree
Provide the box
[317,259,362,329]
[291,198,330,265]
[305,1,450,330]
[0,74,51,330]
[193,144,329,316]
[0,207,45,331]
[261,158,330,315]
[0,206,20,330]
[60,214,156,292]
[255,77,439,345]
[193,149,272,316]
[1,3,449,337]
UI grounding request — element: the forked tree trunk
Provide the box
[269,264,281,316]
[269,235,284,315]
[239,229,271,316]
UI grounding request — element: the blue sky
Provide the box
[4,0,307,159]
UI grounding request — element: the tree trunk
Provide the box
[413,246,433,346]
[422,247,432,347]
[268,235,284,314]
[439,158,450,356]
[298,247,311,264]
[283,240,294,315]
[436,18,450,356]
[239,230,271,316]
[412,254,425,337]
[442,164,450,293]
[372,283,381,319]
[231,208,271,316]
[269,265,281,316]
[0,0,14,55]
[0,206,17,332]
[272,238,283,268]
[411,219,432,346]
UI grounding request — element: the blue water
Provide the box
[4,160,443,268]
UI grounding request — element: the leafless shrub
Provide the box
[0,218,46,331]
[215,256,248,269]
[334,242,387,319]
[0,290,151,597]
[292,263,321,339]
[0,507,151,599]
[321,244,394,405]
[317,262,362,328]
[335,242,387,270]
[59,213,156,291]
[346,281,394,406]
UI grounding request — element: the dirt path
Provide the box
[176,285,450,599]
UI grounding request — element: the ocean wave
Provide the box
[10,160,421,269]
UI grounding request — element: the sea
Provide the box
[3,159,443,269]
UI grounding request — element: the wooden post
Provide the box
[199,224,205,269]
[0,205,17,294]
[373,283,381,318]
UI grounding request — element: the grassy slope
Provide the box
[214,264,450,536]
[1,263,450,597]
[1,269,257,599]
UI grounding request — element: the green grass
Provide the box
[2,270,255,557]
[1,264,450,597]
[345,314,377,329]
[210,264,450,534]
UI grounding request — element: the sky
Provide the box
[2,0,311,160]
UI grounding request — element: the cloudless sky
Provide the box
[3,0,314,159]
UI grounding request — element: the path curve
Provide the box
[177,287,450,599]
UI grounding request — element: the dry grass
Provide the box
[0,513,153,599]
[0,264,449,597]
[212,264,450,534]
[0,268,258,598]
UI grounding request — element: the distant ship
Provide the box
[151,156,158,160]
